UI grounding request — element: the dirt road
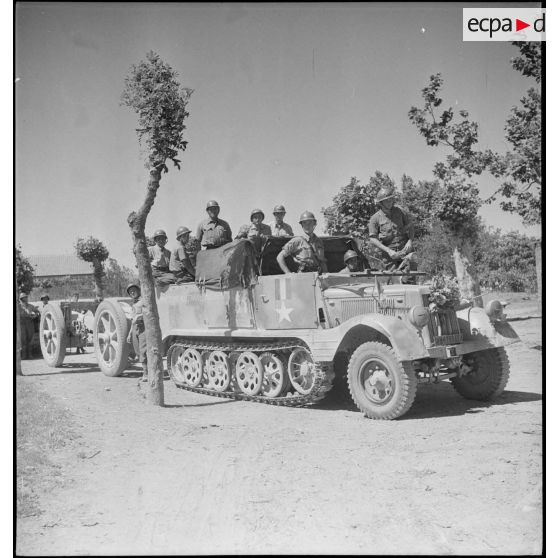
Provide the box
[16,317,542,555]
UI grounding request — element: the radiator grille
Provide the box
[422,295,463,345]
[340,298,406,322]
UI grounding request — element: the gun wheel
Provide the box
[93,301,130,377]
[235,352,264,396]
[288,348,317,395]
[39,303,67,367]
[260,352,288,398]
[206,350,231,392]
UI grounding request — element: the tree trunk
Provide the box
[16,289,22,375]
[452,236,483,308]
[128,168,165,406]
[92,259,105,300]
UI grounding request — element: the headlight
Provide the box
[408,306,430,329]
[485,299,503,321]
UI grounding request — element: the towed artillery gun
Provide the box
[39,237,519,420]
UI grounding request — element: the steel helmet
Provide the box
[273,205,286,214]
[250,208,265,219]
[19,292,28,300]
[153,229,167,240]
[206,200,220,210]
[126,283,140,296]
[343,250,359,263]
[299,210,317,223]
[375,186,395,204]
[176,226,191,240]
[40,294,50,301]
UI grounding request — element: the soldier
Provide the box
[269,205,294,237]
[339,250,361,274]
[236,209,272,252]
[19,292,39,359]
[40,294,50,307]
[368,185,417,283]
[170,226,196,283]
[195,200,233,250]
[277,211,328,274]
[148,229,175,285]
[125,283,148,382]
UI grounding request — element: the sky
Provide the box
[15,2,542,268]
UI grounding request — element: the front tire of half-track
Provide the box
[93,300,131,377]
[347,341,417,420]
[450,348,510,401]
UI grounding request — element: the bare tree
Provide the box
[121,51,193,406]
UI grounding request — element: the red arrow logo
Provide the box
[516,19,530,31]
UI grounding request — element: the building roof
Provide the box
[27,255,93,277]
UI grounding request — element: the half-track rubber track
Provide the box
[166,339,334,407]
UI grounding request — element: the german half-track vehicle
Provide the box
[39,236,520,420]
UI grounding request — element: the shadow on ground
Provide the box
[318,382,541,420]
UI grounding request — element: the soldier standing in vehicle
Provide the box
[236,209,272,252]
[126,283,148,382]
[277,211,328,274]
[269,205,294,237]
[339,250,361,274]
[195,200,233,250]
[148,229,175,285]
[368,185,417,282]
[19,292,39,359]
[170,226,196,283]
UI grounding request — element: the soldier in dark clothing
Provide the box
[368,186,417,283]
[170,226,196,283]
[19,293,39,359]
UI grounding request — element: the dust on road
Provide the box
[16,318,542,555]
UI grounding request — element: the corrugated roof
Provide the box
[27,255,93,277]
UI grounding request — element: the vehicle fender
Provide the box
[456,307,520,347]
[310,314,429,362]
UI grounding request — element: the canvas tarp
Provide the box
[195,239,259,290]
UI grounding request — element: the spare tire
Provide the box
[93,300,131,377]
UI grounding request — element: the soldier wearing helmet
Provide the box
[268,205,294,237]
[195,200,232,250]
[125,283,148,382]
[235,209,272,251]
[368,184,416,282]
[339,250,361,274]
[277,211,328,274]
[169,226,196,283]
[147,229,175,285]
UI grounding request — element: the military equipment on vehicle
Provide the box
[39,236,519,420]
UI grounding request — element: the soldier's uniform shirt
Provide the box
[339,266,352,275]
[19,301,39,359]
[368,205,411,252]
[195,218,232,249]
[19,300,39,319]
[236,223,272,240]
[148,245,171,270]
[281,233,328,273]
[169,245,196,282]
[268,221,294,237]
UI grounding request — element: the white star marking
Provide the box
[276,300,294,323]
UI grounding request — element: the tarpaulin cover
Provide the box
[195,239,259,290]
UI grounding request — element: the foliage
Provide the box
[428,274,462,310]
[121,51,193,172]
[75,237,109,263]
[16,245,35,294]
[487,43,541,225]
[105,258,137,297]
[399,175,440,238]
[38,279,53,290]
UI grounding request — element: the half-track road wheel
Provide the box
[235,351,264,396]
[347,341,417,420]
[168,345,186,383]
[39,303,67,367]
[451,348,510,401]
[93,300,131,377]
[181,347,204,387]
[206,350,231,392]
[260,352,289,398]
[288,348,318,395]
